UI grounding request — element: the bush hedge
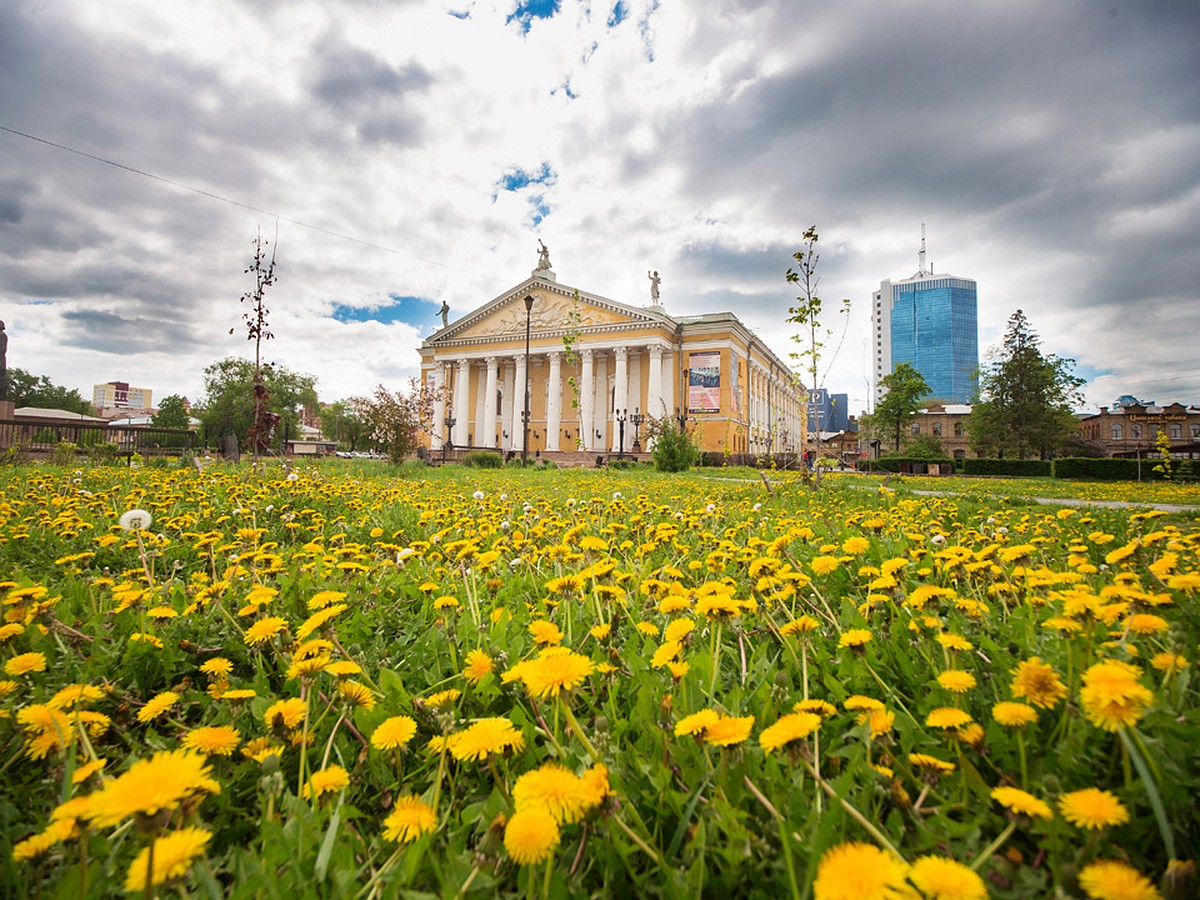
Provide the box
[865,456,957,474]
[462,450,503,468]
[1052,456,1197,481]
[960,458,1052,477]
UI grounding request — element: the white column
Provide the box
[431,362,446,450]
[647,345,664,419]
[483,357,499,448]
[546,351,562,452]
[611,347,628,451]
[453,359,470,447]
[500,363,514,450]
[580,349,594,452]
[511,353,527,452]
[592,353,608,451]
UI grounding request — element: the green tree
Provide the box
[350,380,434,464]
[6,368,95,415]
[785,226,850,484]
[151,394,190,429]
[199,358,317,451]
[646,415,701,473]
[969,310,1084,459]
[317,401,370,451]
[872,363,930,452]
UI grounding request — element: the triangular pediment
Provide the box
[429,278,673,345]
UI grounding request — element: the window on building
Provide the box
[1110,424,1122,440]
[496,390,502,416]
[953,449,966,459]
[1131,424,1142,439]
[1192,424,1200,439]
[1170,424,1182,439]
[932,422,942,436]
[910,422,920,435]
[954,422,963,437]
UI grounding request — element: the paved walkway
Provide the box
[691,473,1200,514]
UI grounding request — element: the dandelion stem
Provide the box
[970,820,1016,872]
[743,776,801,900]
[560,699,600,763]
[801,758,903,859]
[707,619,723,702]
[1017,730,1028,789]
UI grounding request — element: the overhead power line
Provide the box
[0,123,507,285]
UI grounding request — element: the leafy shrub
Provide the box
[961,458,1052,477]
[51,441,78,466]
[648,417,701,472]
[866,456,956,474]
[463,451,503,468]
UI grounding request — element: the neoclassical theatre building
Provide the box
[419,251,805,458]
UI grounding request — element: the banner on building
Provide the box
[688,352,721,413]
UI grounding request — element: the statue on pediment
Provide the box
[648,270,661,303]
[536,239,552,271]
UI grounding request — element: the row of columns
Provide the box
[430,344,670,453]
[748,364,803,453]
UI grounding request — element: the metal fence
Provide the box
[0,418,197,456]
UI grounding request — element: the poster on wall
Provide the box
[688,352,721,413]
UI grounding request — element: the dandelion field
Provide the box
[1,463,1197,898]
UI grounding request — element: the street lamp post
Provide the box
[616,408,627,458]
[631,407,644,450]
[521,294,534,467]
[443,415,455,463]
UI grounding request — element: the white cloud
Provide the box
[1,0,1198,414]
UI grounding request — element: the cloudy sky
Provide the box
[2,0,1198,414]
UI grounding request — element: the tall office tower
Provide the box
[872,228,978,405]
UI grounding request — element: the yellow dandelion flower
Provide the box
[123,827,212,892]
[936,671,976,693]
[1058,788,1130,830]
[1150,652,1187,673]
[812,841,913,900]
[759,712,822,754]
[589,622,612,640]
[382,796,436,843]
[990,785,1053,819]
[448,717,525,762]
[842,536,871,555]
[908,854,987,900]
[810,555,841,576]
[909,753,956,774]
[674,709,720,737]
[925,707,973,730]
[1080,661,1154,732]
[528,620,564,645]
[663,618,695,642]
[199,658,233,678]
[795,699,838,718]
[302,765,349,800]
[513,763,598,824]
[651,640,683,668]
[462,649,494,683]
[1011,657,1067,709]
[243,616,288,646]
[137,690,180,724]
[294,604,347,641]
[515,651,594,699]
[424,688,462,708]
[781,615,820,636]
[72,758,107,784]
[182,726,241,756]
[504,807,560,865]
[703,714,755,747]
[371,716,417,751]
[307,590,347,610]
[992,701,1038,728]
[838,629,872,649]
[84,750,220,828]
[5,652,47,676]
[936,633,974,652]
[1077,860,1163,900]
[264,697,307,730]
[338,680,377,710]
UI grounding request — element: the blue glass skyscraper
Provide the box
[873,231,978,405]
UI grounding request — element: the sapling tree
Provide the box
[231,228,277,460]
[785,226,850,485]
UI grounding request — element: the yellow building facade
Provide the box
[419,260,805,458]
